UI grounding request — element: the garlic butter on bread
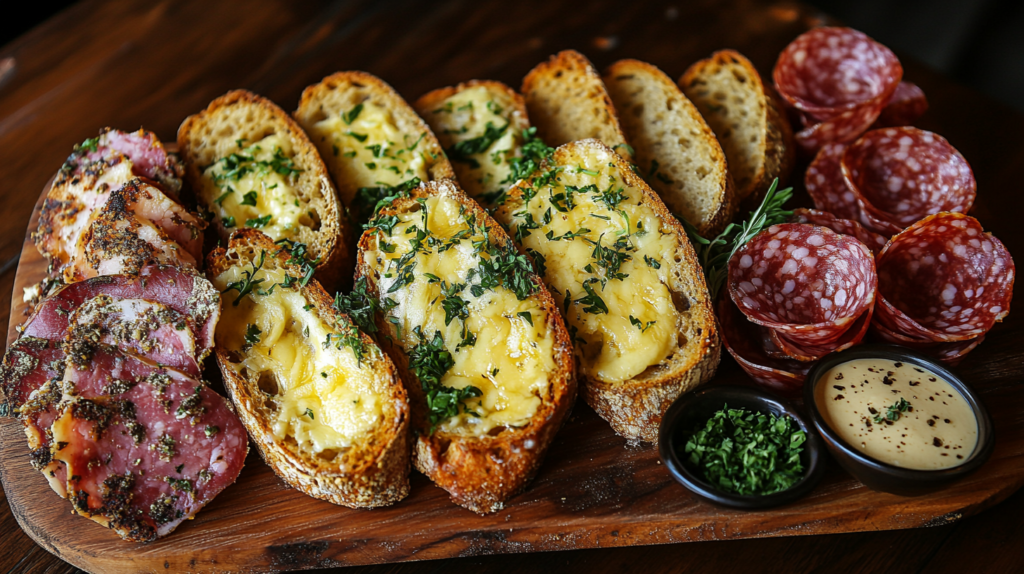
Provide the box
[207,229,410,508]
[679,50,795,208]
[415,80,531,208]
[355,180,575,514]
[604,59,736,237]
[521,50,632,159]
[178,90,350,290]
[294,71,455,221]
[493,139,720,442]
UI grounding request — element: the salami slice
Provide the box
[718,295,810,394]
[873,82,928,128]
[728,223,877,348]
[875,212,1014,344]
[791,208,887,255]
[794,104,888,154]
[871,320,984,366]
[52,343,247,542]
[806,143,860,220]
[842,127,976,228]
[769,304,873,362]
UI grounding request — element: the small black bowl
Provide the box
[658,385,825,509]
[804,344,995,496]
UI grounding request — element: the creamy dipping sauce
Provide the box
[815,358,978,470]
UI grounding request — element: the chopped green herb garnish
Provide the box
[446,121,509,168]
[409,330,481,433]
[342,103,364,125]
[873,398,911,424]
[221,250,266,306]
[243,323,262,351]
[240,191,258,206]
[246,214,272,228]
[304,408,315,419]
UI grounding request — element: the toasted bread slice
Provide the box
[178,90,350,290]
[294,71,455,221]
[206,229,409,508]
[679,50,795,208]
[493,140,720,442]
[604,59,737,237]
[522,50,632,159]
[415,80,532,207]
[355,180,576,514]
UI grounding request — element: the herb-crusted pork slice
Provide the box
[295,71,454,222]
[415,81,532,208]
[207,229,410,508]
[51,342,247,542]
[493,139,719,442]
[356,180,575,514]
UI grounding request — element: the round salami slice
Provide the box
[842,127,976,228]
[806,143,860,220]
[794,104,887,154]
[774,27,902,121]
[718,295,810,395]
[871,320,984,366]
[791,208,887,255]
[769,304,873,362]
[875,212,1014,343]
[873,82,928,128]
[728,223,877,348]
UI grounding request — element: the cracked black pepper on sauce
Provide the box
[815,358,978,470]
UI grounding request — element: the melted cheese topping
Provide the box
[425,86,520,204]
[213,266,386,453]
[201,135,311,242]
[502,147,682,382]
[312,100,430,204]
[363,196,556,435]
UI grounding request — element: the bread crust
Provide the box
[355,180,577,514]
[177,90,350,291]
[521,50,632,158]
[604,59,737,237]
[294,71,455,205]
[206,229,410,508]
[679,50,795,211]
[497,140,721,443]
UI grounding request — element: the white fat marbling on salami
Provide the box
[791,208,887,254]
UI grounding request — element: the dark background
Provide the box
[3,0,1023,113]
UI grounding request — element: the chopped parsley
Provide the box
[353,177,423,222]
[873,398,911,424]
[409,330,481,433]
[221,250,266,306]
[683,405,806,496]
[243,324,262,351]
[446,121,509,168]
[246,214,272,228]
[342,103,363,125]
[240,191,258,206]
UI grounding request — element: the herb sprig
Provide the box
[682,179,793,300]
[684,405,807,496]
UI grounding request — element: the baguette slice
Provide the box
[604,59,737,237]
[522,50,632,159]
[207,229,410,508]
[178,90,350,290]
[356,180,576,514]
[415,80,531,207]
[679,50,795,208]
[493,140,720,442]
[294,71,455,221]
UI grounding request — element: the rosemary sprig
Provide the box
[682,179,793,301]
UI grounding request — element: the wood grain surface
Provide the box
[2,0,1024,573]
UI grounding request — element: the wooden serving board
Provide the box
[3,2,1024,573]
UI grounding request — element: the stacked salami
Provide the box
[720,223,878,394]
[1,132,248,543]
[773,27,927,155]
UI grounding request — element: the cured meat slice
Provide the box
[805,143,860,220]
[23,266,219,353]
[874,82,928,128]
[67,179,204,282]
[51,343,247,542]
[0,337,67,495]
[842,127,976,228]
[718,295,810,395]
[67,296,201,377]
[870,320,984,366]
[769,304,873,362]
[728,223,877,348]
[875,212,1014,343]
[774,27,902,152]
[791,208,887,255]
[33,129,184,276]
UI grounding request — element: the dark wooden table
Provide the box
[2,0,1023,572]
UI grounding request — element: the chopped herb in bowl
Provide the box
[682,405,807,496]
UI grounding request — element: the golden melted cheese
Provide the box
[312,100,430,204]
[201,135,311,242]
[363,196,556,435]
[213,266,386,453]
[425,86,520,204]
[501,146,682,382]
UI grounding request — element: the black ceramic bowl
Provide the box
[804,344,994,496]
[659,385,825,509]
